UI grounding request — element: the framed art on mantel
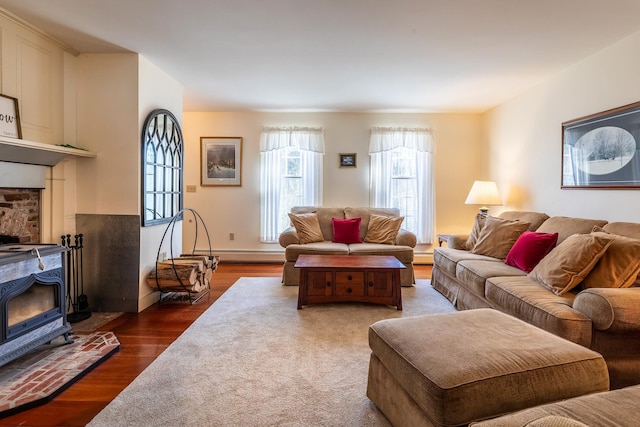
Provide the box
[201,137,242,186]
[0,94,22,139]
[562,101,640,189]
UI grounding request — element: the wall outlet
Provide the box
[158,251,167,261]
[229,233,235,241]
[186,185,197,193]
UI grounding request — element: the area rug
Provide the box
[88,278,455,426]
[0,331,120,418]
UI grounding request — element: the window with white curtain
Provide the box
[369,127,435,244]
[260,127,324,242]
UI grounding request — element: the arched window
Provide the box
[141,109,184,226]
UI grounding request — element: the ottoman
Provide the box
[366,309,609,427]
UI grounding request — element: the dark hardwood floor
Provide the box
[0,263,432,426]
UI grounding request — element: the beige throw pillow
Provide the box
[528,234,614,295]
[462,213,487,250]
[364,214,404,244]
[288,212,324,244]
[470,216,530,259]
[581,230,640,289]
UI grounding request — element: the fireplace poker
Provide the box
[77,234,89,313]
[62,235,73,310]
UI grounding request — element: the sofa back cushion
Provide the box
[498,211,550,231]
[291,206,345,240]
[462,213,487,250]
[364,214,405,244]
[536,216,608,244]
[528,234,614,295]
[345,207,400,240]
[603,222,640,239]
[470,216,530,259]
[581,229,640,289]
[287,212,324,244]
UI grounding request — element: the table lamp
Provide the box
[465,181,502,216]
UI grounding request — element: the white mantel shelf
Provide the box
[0,136,96,166]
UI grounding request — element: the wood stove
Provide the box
[0,244,72,367]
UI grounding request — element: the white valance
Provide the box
[369,127,434,154]
[260,127,325,153]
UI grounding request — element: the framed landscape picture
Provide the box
[562,101,640,189]
[201,137,242,186]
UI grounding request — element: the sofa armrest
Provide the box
[573,288,640,332]
[395,229,417,247]
[278,227,300,247]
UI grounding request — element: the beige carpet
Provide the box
[88,277,456,427]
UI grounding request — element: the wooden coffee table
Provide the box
[295,254,404,310]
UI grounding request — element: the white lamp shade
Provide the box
[465,181,502,206]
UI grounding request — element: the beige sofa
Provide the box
[432,211,640,390]
[279,206,416,286]
[471,384,640,426]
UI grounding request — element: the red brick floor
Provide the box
[0,332,120,418]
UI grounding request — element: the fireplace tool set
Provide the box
[62,234,91,323]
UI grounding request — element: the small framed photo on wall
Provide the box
[339,153,357,168]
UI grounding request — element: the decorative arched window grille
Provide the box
[141,109,184,226]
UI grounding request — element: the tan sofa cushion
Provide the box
[581,230,640,289]
[499,211,550,231]
[290,206,345,241]
[284,242,349,261]
[347,243,414,263]
[528,234,613,295]
[433,247,497,277]
[471,216,530,259]
[455,259,525,299]
[344,207,400,240]
[462,213,487,250]
[287,212,324,244]
[364,214,404,244]
[485,275,592,346]
[603,221,640,239]
[470,385,640,427]
[536,216,608,244]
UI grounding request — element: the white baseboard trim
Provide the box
[195,249,286,263]
[194,249,434,265]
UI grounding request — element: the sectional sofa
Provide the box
[432,211,640,390]
[279,206,416,286]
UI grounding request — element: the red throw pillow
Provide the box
[332,217,362,244]
[505,231,559,273]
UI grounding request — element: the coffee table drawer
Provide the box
[335,272,365,296]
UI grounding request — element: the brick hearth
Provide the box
[0,332,120,417]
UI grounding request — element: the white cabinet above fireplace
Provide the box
[0,136,96,166]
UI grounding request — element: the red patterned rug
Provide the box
[0,331,120,418]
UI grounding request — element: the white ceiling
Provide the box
[1,0,640,113]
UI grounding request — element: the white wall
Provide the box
[182,112,484,262]
[485,31,640,221]
[138,56,183,310]
[75,54,140,214]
